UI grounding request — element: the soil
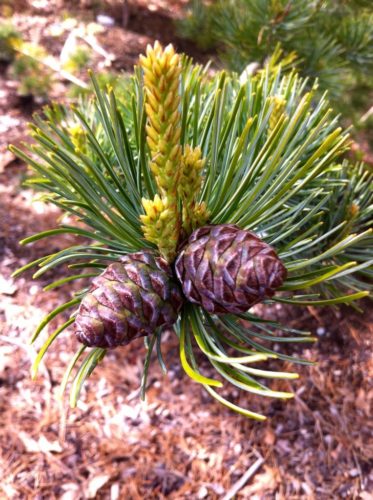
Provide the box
[1,2,372,499]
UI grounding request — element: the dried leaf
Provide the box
[0,276,17,296]
[86,474,111,498]
[18,432,63,453]
[38,434,63,453]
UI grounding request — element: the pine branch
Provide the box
[12,45,372,417]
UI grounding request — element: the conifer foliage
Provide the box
[179,0,373,101]
[11,43,372,419]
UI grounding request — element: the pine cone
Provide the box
[75,251,184,348]
[175,224,287,314]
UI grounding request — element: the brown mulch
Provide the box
[0,0,207,172]
[1,164,372,499]
[1,2,372,499]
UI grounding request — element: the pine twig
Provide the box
[222,453,265,500]
[15,45,89,89]
[122,0,130,28]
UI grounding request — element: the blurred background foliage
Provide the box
[2,1,372,133]
[178,0,373,149]
[0,21,22,62]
